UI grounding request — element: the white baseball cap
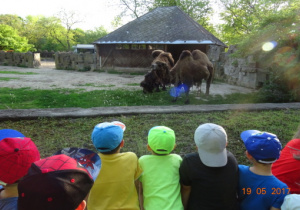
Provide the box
[194,123,228,167]
[281,194,300,210]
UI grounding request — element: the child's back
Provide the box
[139,126,183,210]
[88,121,142,210]
[238,130,289,210]
[239,164,289,210]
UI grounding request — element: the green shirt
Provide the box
[139,154,183,210]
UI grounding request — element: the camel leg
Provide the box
[184,85,191,104]
[205,77,211,95]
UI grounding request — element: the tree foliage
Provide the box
[230,0,300,102]
[0,11,108,52]
[75,26,108,44]
[217,0,295,44]
[0,24,35,52]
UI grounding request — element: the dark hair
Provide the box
[99,142,122,154]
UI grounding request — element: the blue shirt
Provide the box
[0,197,18,210]
[238,165,289,210]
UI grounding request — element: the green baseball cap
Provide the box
[148,126,175,155]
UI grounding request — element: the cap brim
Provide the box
[111,121,126,131]
[197,147,227,167]
[0,129,25,141]
[240,130,261,143]
[53,147,101,181]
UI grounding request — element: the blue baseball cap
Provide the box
[0,129,25,140]
[241,130,282,163]
[91,121,126,152]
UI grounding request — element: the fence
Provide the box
[0,51,41,68]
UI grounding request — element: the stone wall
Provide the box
[0,51,41,68]
[55,52,97,71]
[207,45,269,89]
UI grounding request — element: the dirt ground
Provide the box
[0,61,255,96]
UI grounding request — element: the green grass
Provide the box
[0,71,38,75]
[0,87,260,109]
[0,77,19,81]
[1,110,299,165]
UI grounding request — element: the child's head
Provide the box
[147,126,175,155]
[0,129,40,185]
[194,123,228,167]
[91,121,126,154]
[241,130,282,164]
[18,154,94,210]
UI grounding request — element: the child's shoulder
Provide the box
[120,151,139,159]
[169,153,182,160]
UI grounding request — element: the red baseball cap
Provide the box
[18,154,94,210]
[0,137,40,184]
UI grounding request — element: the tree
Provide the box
[56,9,83,51]
[75,26,108,44]
[217,0,295,44]
[0,14,24,32]
[118,0,152,18]
[230,0,300,102]
[0,24,35,52]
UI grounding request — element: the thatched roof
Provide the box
[94,6,226,47]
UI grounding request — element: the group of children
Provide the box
[0,122,299,210]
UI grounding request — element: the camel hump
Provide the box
[179,50,192,60]
[152,50,164,59]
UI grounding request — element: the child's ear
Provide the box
[245,151,254,160]
[147,144,152,151]
[120,140,125,148]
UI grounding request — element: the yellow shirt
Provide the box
[88,152,143,210]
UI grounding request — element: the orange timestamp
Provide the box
[242,188,290,195]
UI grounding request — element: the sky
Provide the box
[0,0,130,31]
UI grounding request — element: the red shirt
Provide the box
[272,139,300,194]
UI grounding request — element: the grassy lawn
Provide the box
[0,76,299,165]
[0,87,259,109]
[0,70,38,75]
[1,110,299,165]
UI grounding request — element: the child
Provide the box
[179,123,239,210]
[0,129,40,210]
[239,130,290,210]
[272,125,300,194]
[138,126,183,210]
[87,121,143,210]
[17,154,94,210]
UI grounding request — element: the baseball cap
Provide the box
[0,129,25,140]
[194,123,228,167]
[18,154,94,210]
[53,147,101,181]
[0,136,40,184]
[281,194,300,210]
[148,126,175,155]
[241,130,282,163]
[91,121,126,152]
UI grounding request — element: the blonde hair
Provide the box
[293,125,300,139]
